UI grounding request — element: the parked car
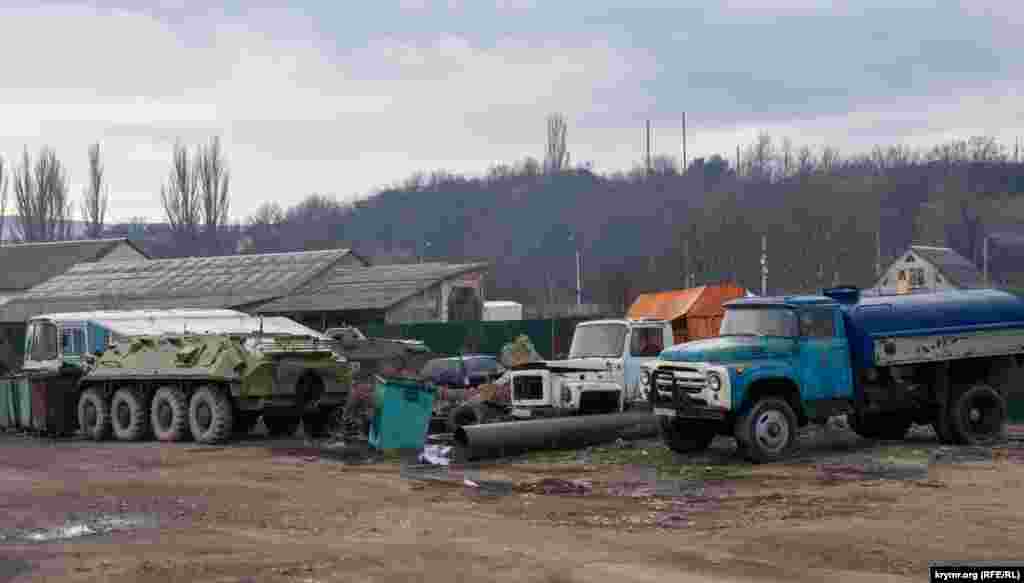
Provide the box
[419,355,506,388]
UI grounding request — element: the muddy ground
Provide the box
[2,422,1023,583]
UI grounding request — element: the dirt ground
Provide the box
[2,423,1023,583]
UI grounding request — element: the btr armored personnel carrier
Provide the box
[20,309,354,444]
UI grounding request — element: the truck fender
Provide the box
[733,369,802,418]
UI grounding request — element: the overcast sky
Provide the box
[0,1,1022,223]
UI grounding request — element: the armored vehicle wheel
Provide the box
[848,411,912,440]
[111,387,151,441]
[950,384,1007,446]
[735,397,798,464]
[658,417,716,454]
[189,386,234,444]
[233,411,261,436]
[446,402,492,433]
[77,388,111,441]
[263,415,300,438]
[301,410,331,439]
[150,386,191,442]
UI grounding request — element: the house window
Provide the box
[909,268,925,287]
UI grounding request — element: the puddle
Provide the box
[0,513,158,545]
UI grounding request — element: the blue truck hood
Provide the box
[659,336,796,363]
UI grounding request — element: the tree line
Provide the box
[2,114,1023,313]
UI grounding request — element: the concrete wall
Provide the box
[873,250,959,294]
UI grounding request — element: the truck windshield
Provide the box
[720,307,798,337]
[569,323,628,358]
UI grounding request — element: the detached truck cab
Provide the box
[642,286,1016,462]
[505,318,673,419]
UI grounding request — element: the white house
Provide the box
[873,245,985,294]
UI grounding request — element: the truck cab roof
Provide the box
[579,318,669,326]
[724,295,838,309]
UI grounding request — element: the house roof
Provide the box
[0,248,360,323]
[0,238,149,291]
[256,261,489,313]
[907,245,985,288]
[627,283,749,321]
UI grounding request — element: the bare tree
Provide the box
[0,155,8,245]
[13,146,73,242]
[160,141,201,244]
[197,136,230,253]
[81,142,109,239]
[544,113,569,174]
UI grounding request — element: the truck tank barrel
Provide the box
[453,411,659,460]
[830,288,1024,369]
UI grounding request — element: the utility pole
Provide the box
[736,145,741,177]
[576,248,582,306]
[875,229,882,279]
[983,234,990,286]
[761,235,767,296]
[645,120,652,176]
[682,112,687,173]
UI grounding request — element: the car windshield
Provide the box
[569,323,628,358]
[719,307,798,337]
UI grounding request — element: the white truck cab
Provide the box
[506,318,673,417]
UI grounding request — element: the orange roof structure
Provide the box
[627,283,748,344]
[627,283,747,320]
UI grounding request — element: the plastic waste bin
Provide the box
[368,377,436,451]
[27,372,80,437]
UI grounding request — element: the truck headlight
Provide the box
[707,371,722,392]
[640,370,650,386]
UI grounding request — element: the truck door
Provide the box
[625,326,666,402]
[797,306,852,400]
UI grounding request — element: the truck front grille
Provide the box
[513,375,544,401]
[652,366,705,396]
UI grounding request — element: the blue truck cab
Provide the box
[642,286,1019,462]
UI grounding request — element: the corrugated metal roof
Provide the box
[627,283,748,321]
[33,308,328,338]
[0,238,149,291]
[909,245,985,288]
[0,248,356,322]
[257,261,489,313]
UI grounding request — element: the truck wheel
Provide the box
[77,388,111,441]
[848,411,912,440]
[658,417,716,454]
[111,387,151,441]
[949,384,1007,446]
[263,416,301,438]
[932,407,956,444]
[189,386,234,444]
[447,402,490,433]
[735,397,798,463]
[150,386,190,442]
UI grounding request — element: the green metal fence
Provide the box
[364,317,597,359]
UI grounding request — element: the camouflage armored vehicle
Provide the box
[20,309,354,444]
[325,325,436,381]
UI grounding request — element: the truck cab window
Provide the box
[29,322,58,361]
[62,328,86,355]
[630,327,664,357]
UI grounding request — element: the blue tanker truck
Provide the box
[641,286,1020,462]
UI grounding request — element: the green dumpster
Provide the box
[368,377,436,451]
[0,378,12,429]
[15,376,31,430]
